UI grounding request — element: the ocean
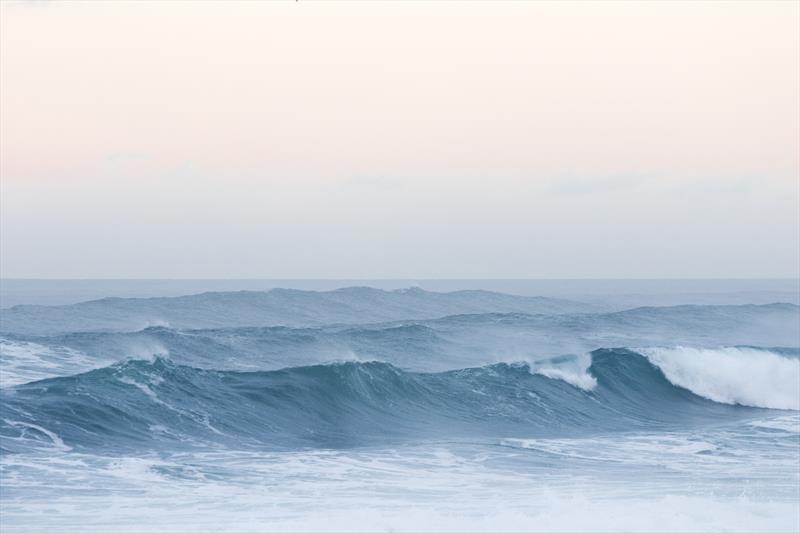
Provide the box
[0,280,798,532]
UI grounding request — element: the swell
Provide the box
[0,287,596,335]
[3,302,797,378]
[0,349,773,453]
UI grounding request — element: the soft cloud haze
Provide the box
[1,1,798,278]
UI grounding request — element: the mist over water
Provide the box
[1,282,798,531]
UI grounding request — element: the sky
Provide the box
[1,0,798,279]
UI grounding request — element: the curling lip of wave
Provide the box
[641,346,800,411]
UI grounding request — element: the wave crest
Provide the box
[1,349,778,452]
[641,346,799,410]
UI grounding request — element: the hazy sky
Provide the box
[1,1,798,278]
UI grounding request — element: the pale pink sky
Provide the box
[1,1,798,278]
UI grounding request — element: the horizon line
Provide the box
[2,277,798,282]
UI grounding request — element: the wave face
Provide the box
[1,348,778,453]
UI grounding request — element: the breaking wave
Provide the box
[641,346,799,410]
[2,347,791,453]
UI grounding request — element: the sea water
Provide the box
[1,283,798,532]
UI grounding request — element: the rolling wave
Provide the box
[2,348,786,453]
[640,346,800,410]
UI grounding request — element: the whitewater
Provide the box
[0,285,798,532]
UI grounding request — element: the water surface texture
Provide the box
[1,283,798,532]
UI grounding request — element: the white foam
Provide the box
[529,353,597,391]
[748,414,800,433]
[1,443,797,533]
[3,419,71,451]
[118,338,169,362]
[0,337,108,387]
[640,346,800,410]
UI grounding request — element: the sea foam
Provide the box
[641,346,800,410]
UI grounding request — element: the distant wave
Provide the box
[2,348,787,454]
[0,287,597,335]
[3,300,798,386]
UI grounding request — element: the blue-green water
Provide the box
[1,286,798,531]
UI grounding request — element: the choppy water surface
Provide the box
[1,287,798,532]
